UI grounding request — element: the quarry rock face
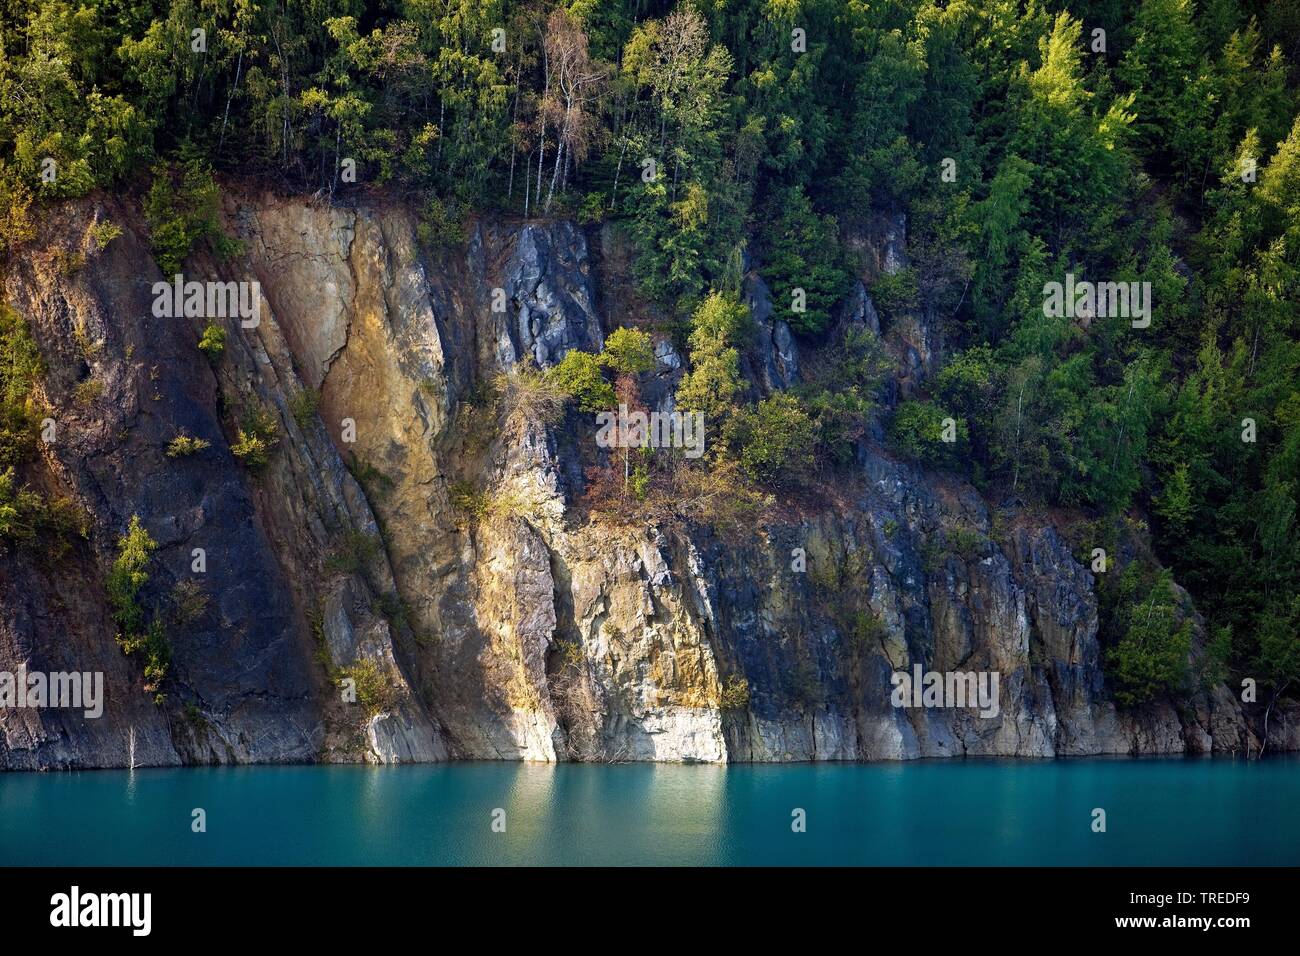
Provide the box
[0,193,1292,768]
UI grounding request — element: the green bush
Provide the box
[719,675,751,710]
[109,515,169,694]
[725,392,817,485]
[849,609,887,650]
[89,219,122,250]
[231,406,279,472]
[578,191,607,223]
[796,324,892,467]
[416,196,466,251]
[947,526,986,561]
[138,619,171,690]
[631,458,651,499]
[553,638,585,671]
[0,304,43,468]
[53,249,85,276]
[448,479,491,520]
[676,292,748,423]
[599,327,656,375]
[166,433,211,458]
[0,306,86,561]
[691,290,752,346]
[143,149,227,276]
[338,659,395,716]
[0,466,45,545]
[230,429,271,469]
[73,321,101,359]
[0,467,87,557]
[37,495,90,560]
[290,388,320,428]
[868,267,919,317]
[71,377,102,405]
[547,349,615,412]
[933,345,1002,469]
[1106,571,1192,706]
[197,324,226,364]
[0,166,35,258]
[118,620,168,683]
[889,400,967,467]
[107,515,155,636]
[759,185,850,337]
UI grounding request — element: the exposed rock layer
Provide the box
[1,193,1293,768]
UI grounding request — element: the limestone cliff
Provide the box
[1,191,1294,768]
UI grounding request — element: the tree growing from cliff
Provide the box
[0,167,34,259]
[547,348,615,412]
[0,304,43,468]
[230,405,279,472]
[795,324,893,469]
[108,515,155,638]
[759,185,849,337]
[109,515,170,700]
[725,392,817,486]
[197,324,226,364]
[1106,569,1193,707]
[676,292,747,424]
[0,466,45,545]
[143,149,229,275]
[598,327,655,376]
[889,399,967,469]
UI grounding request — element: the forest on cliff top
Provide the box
[0,0,1298,718]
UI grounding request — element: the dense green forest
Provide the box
[1,0,1299,715]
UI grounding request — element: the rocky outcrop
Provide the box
[846,210,941,395]
[839,281,881,337]
[742,271,799,392]
[0,191,1292,768]
[1,194,449,768]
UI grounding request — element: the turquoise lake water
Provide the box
[2,756,1297,866]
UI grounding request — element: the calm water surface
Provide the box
[2,756,1296,866]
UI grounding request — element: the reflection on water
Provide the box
[1,756,1296,866]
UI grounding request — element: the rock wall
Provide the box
[0,191,1293,768]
